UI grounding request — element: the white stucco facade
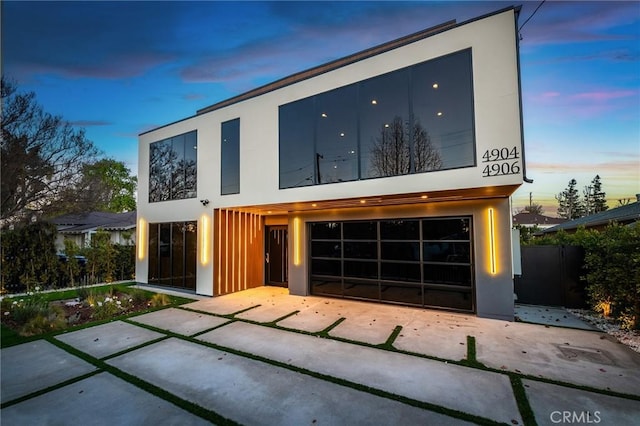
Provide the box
[137,7,524,320]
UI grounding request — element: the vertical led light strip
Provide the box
[200,214,210,265]
[137,218,146,260]
[488,208,497,275]
[293,217,301,266]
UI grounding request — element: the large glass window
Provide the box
[221,118,240,195]
[147,221,197,290]
[279,49,474,189]
[310,216,474,312]
[279,97,315,188]
[149,131,197,202]
[316,84,359,184]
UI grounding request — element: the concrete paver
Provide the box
[130,307,229,336]
[473,320,640,396]
[394,310,476,360]
[55,320,165,359]
[109,337,472,426]
[0,340,97,403]
[184,286,287,315]
[197,321,523,424]
[515,304,598,331]
[523,379,640,426]
[1,372,211,426]
[276,303,344,333]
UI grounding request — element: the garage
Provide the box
[309,216,474,312]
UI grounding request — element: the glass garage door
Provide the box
[309,217,474,312]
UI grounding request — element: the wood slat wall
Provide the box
[213,209,264,296]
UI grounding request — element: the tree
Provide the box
[1,77,99,225]
[584,174,608,215]
[73,159,137,213]
[0,222,59,292]
[370,116,442,177]
[556,179,584,219]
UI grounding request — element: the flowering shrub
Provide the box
[88,292,134,320]
[1,287,66,335]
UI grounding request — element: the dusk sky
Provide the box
[2,1,639,215]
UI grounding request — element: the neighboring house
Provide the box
[542,195,640,234]
[51,211,137,251]
[512,212,566,230]
[137,7,526,320]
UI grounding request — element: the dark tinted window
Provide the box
[310,222,341,240]
[343,221,377,240]
[279,49,474,189]
[311,241,342,258]
[380,220,419,240]
[423,242,471,263]
[149,131,197,202]
[148,221,197,290]
[423,218,470,240]
[412,50,475,169]
[381,242,420,261]
[221,118,240,195]
[344,261,378,279]
[381,262,421,282]
[343,242,377,259]
[360,69,410,178]
[279,98,315,188]
[316,84,358,184]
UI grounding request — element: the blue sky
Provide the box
[3,1,639,215]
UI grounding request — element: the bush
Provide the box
[149,293,170,307]
[125,288,150,306]
[582,224,640,330]
[528,224,640,329]
[20,307,66,336]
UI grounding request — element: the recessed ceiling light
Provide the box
[267,211,272,214]
[311,203,317,207]
[360,200,366,204]
[321,113,327,118]
[421,195,428,199]
[371,100,377,105]
[384,123,390,128]
[437,112,443,116]
[340,132,345,137]
[432,83,439,89]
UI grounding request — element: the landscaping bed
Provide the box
[1,284,191,346]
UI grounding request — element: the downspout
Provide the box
[514,5,534,184]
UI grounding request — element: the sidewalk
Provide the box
[2,287,639,425]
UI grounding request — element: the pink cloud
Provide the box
[571,90,637,101]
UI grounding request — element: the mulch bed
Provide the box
[1,291,153,333]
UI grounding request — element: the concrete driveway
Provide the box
[2,286,639,425]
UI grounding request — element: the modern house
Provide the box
[51,211,137,251]
[512,212,566,230]
[137,6,527,320]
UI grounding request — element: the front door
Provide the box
[266,226,288,287]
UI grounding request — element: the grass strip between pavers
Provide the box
[45,336,240,426]
[379,325,403,349]
[510,375,538,426]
